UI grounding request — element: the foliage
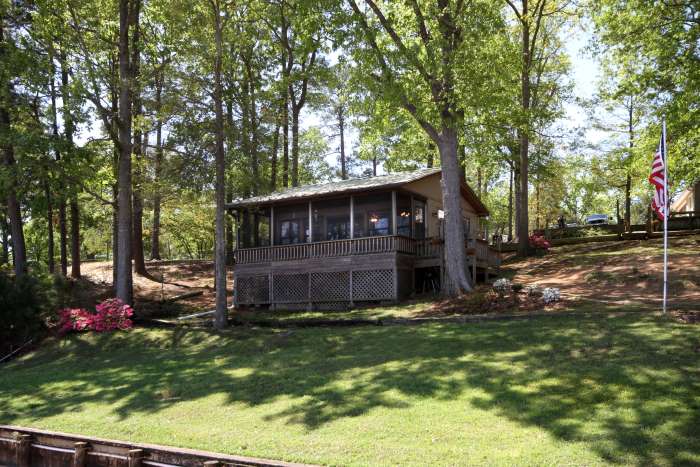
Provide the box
[0,271,59,354]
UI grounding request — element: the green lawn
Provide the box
[2,314,699,466]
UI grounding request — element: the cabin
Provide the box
[670,180,699,214]
[226,168,501,310]
[667,180,700,230]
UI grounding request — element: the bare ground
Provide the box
[80,260,230,316]
[503,234,700,312]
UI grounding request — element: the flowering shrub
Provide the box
[57,308,94,334]
[57,299,134,334]
[529,234,551,251]
[524,284,542,297]
[492,278,512,296]
[542,287,561,304]
[93,299,134,331]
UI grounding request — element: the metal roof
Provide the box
[226,168,442,208]
[226,167,489,216]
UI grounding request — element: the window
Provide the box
[274,204,308,245]
[414,200,426,239]
[312,198,350,242]
[396,193,412,237]
[353,192,393,238]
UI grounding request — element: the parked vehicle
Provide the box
[585,214,610,225]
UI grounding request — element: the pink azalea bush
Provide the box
[529,234,551,251]
[58,299,134,334]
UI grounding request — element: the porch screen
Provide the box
[237,207,270,248]
[353,192,393,238]
[312,197,350,242]
[396,193,412,237]
[414,199,426,239]
[274,203,309,245]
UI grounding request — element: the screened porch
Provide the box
[233,190,428,249]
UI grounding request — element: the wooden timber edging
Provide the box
[0,425,317,467]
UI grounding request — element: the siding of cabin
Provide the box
[403,174,481,239]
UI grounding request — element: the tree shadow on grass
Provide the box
[1,312,699,464]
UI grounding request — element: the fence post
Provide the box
[15,433,31,467]
[73,442,89,467]
[127,449,144,467]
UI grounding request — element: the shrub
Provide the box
[529,234,551,251]
[0,271,58,355]
[492,278,512,296]
[57,298,134,334]
[524,284,542,297]
[542,287,561,304]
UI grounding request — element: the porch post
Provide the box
[270,205,275,246]
[349,196,354,239]
[308,201,313,242]
[391,190,397,235]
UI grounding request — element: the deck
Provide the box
[232,235,501,308]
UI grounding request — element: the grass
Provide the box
[231,300,445,322]
[2,313,699,466]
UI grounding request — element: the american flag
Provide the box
[648,133,667,220]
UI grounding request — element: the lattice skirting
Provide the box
[236,268,399,306]
[272,273,309,303]
[236,275,270,304]
[310,271,350,302]
[352,269,394,301]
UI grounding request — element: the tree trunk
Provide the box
[131,7,146,276]
[535,178,540,230]
[248,68,259,195]
[282,88,289,188]
[270,105,281,190]
[151,71,164,260]
[0,212,8,265]
[514,164,521,242]
[290,103,300,187]
[517,0,531,256]
[111,60,119,287]
[212,0,228,329]
[339,108,347,179]
[436,128,472,295]
[116,0,136,304]
[49,58,68,275]
[70,199,81,278]
[45,180,55,273]
[508,163,513,241]
[477,166,482,198]
[0,17,26,277]
[625,102,633,232]
[60,50,80,279]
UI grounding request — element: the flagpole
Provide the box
[662,118,668,314]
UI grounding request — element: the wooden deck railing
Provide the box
[234,235,417,264]
[235,235,501,268]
